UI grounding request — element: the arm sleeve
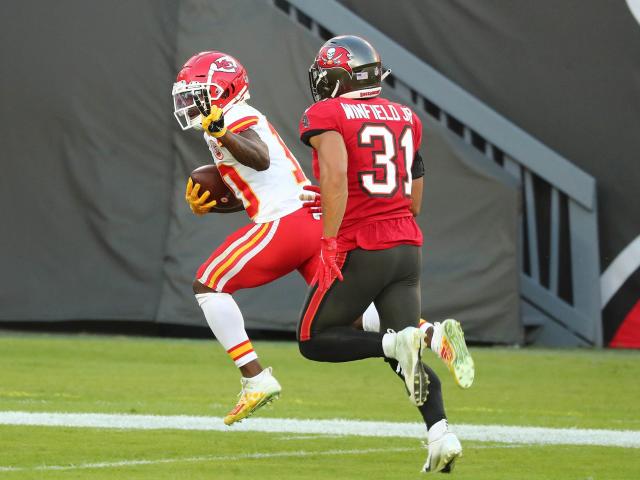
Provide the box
[299,102,341,146]
[411,151,425,179]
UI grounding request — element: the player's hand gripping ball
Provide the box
[185,177,217,216]
[186,164,243,215]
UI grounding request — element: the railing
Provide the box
[274,0,602,346]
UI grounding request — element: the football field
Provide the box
[1,334,639,479]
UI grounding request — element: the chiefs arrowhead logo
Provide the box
[207,138,225,160]
[317,45,353,76]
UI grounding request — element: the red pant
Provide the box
[196,208,322,293]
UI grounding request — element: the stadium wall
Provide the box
[337,0,640,346]
[0,0,521,344]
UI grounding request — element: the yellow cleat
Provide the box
[223,367,281,426]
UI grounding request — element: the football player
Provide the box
[172,51,379,425]
[297,36,475,473]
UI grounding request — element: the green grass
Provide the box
[2,427,638,480]
[0,333,639,479]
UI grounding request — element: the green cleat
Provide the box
[432,319,475,389]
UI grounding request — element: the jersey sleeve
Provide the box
[225,105,260,134]
[299,101,341,147]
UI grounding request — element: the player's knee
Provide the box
[298,339,321,361]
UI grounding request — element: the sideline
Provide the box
[1,411,639,448]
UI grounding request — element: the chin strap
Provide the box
[330,80,341,98]
[381,68,392,81]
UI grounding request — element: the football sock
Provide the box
[243,367,271,383]
[362,303,381,332]
[419,318,432,331]
[418,361,447,429]
[382,331,397,358]
[195,292,258,368]
[387,358,447,430]
[427,419,449,442]
[419,320,441,355]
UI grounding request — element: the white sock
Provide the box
[428,419,449,442]
[419,320,441,354]
[195,292,258,368]
[418,319,433,334]
[244,367,271,383]
[362,303,380,332]
[382,331,397,359]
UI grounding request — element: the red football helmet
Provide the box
[172,51,250,130]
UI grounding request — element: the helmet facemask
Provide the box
[172,81,226,130]
[308,63,333,102]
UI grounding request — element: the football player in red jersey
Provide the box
[172,51,380,426]
[297,36,475,473]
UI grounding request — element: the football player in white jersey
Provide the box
[172,51,379,425]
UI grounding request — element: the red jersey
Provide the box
[299,96,423,251]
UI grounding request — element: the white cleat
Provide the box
[223,367,281,426]
[394,327,429,406]
[422,429,463,473]
[431,319,475,389]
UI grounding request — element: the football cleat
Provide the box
[422,430,462,473]
[223,367,281,426]
[431,319,475,389]
[394,327,430,406]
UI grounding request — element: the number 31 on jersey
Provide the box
[358,124,414,197]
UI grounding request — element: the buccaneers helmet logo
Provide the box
[317,46,353,76]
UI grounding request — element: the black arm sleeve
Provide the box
[300,128,336,147]
[411,151,425,179]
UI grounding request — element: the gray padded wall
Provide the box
[0,0,521,343]
[0,0,179,321]
[156,0,321,329]
[337,0,640,342]
[157,0,521,342]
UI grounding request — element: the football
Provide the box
[189,164,243,212]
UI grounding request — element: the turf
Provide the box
[2,427,638,480]
[0,333,639,479]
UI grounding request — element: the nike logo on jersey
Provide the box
[340,102,412,122]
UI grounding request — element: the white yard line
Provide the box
[0,447,415,472]
[1,411,639,448]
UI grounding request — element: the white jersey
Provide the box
[203,102,309,224]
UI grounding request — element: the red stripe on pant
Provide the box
[299,252,346,341]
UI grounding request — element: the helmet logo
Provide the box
[318,45,353,76]
[210,55,238,74]
[326,47,339,60]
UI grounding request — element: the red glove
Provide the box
[300,184,322,214]
[312,237,344,291]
